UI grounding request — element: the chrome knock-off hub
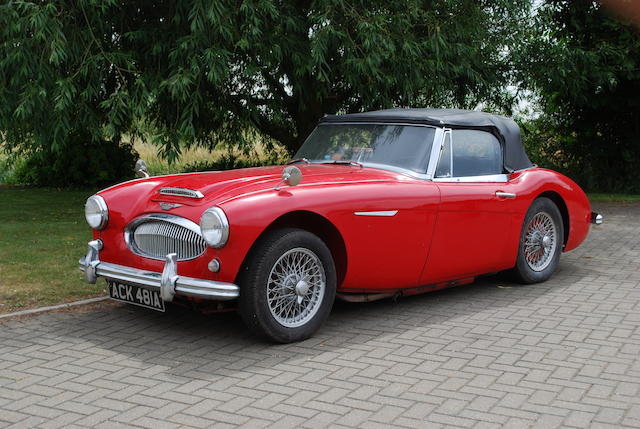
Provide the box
[295,280,310,305]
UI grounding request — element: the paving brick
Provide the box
[565,410,597,427]
[5,416,46,428]
[0,410,30,424]
[594,407,625,425]
[167,412,214,428]
[131,416,181,429]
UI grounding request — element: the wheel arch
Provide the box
[236,210,348,287]
[536,190,569,246]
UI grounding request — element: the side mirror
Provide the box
[275,166,302,190]
[135,160,150,178]
[282,166,302,186]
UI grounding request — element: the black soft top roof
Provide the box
[320,108,533,172]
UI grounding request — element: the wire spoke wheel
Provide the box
[523,212,558,272]
[267,247,326,328]
[239,228,336,342]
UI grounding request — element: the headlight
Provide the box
[85,195,109,230]
[200,207,229,248]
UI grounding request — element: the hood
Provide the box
[148,166,284,201]
[98,164,404,207]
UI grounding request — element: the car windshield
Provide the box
[294,123,436,174]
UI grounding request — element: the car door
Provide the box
[419,129,518,284]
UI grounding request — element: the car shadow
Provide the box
[16,259,592,385]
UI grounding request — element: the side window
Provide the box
[435,132,452,178]
[451,130,502,177]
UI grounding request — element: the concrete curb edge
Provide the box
[0,296,109,320]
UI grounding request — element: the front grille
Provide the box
[127,215,206,261]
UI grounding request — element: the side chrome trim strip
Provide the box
[354,210,399,217]
[159,187,204,199]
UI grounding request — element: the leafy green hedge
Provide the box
[180,152,286,173]
[521,118,640,194]
[10,138,137,188]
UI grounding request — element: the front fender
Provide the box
[214,179,440,290]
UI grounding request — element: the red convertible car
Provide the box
[80,108,602,343]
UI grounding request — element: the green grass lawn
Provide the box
[0,187,105,313]
[587,193,640,203]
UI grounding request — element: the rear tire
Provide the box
[238,228,336,343]
[512,197,564,284]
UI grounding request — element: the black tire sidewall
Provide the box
[514,197,564,284]
[238,228,337,343]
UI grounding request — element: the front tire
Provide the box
[238,228,336,343]
[513,197,564,284]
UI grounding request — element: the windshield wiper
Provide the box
[287,158,310,165]
[322,160,364,168]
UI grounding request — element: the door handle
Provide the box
[496,191,516,199]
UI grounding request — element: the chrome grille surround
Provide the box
[125,214,206,261]
[159,187,204,199]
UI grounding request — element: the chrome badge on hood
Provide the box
[159,202,183,211]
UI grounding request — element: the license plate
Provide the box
[108,281,165,312]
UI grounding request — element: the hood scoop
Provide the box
[159,187,204,199]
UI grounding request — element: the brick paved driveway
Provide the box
[1,203,639,429]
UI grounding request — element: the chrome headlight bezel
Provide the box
[85,195,109,230]
[200,207,229,248]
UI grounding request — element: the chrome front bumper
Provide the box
[79,240,239,302]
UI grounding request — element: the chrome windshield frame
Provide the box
[301,122,442,181]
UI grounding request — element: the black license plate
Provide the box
[108,281,165,312]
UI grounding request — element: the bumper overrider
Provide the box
[79,240,239,302]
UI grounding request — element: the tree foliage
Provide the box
[517,1,640,193]
[1,0,530,175]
